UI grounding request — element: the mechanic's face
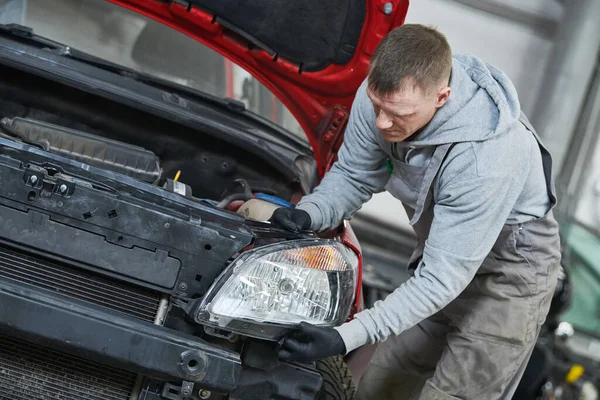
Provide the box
[367,81,450,142]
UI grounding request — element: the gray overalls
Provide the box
[355,114,562,400]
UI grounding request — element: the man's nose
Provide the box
[376,113,393,130]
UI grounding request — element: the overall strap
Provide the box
[519,112,557,208]
[410,143,453,225]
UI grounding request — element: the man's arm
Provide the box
[335,172,525,352]
[296,82,389,232]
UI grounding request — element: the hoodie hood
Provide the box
[403,54,522,147]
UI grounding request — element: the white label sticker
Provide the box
[173,180,186,196]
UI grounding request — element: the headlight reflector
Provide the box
[198,240,358,330]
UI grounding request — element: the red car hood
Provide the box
[109,0,409,175]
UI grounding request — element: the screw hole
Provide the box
[188,359,198,369]
[204,244,212,251]
[117,236,123,242]
[82,211,93,220]
[27,191,36,202]
[195,274,203,282]
[46,167,59,177]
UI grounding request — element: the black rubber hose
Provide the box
[216,178,253,208]
[235,178,253,199]
[216,193,250,208]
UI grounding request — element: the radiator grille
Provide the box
[0,244,161,322]
[0,334,136,400]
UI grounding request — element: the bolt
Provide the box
[164,222,171,229]
[181,381,194,397]
[58,184,67,193]
[30,175,38,184]
[199,389,211,399]
[179,282,188,291]
[383,2,393,14]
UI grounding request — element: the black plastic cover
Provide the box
[0,117,162,183]
[0,135,253,296]
[189,0,366,71]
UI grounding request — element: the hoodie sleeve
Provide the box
[334,169,526,352]
[296,82,389,232]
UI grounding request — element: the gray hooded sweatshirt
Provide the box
[297,54,552,353]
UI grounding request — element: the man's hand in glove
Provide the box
[277,321,346,363]
[270,207,312,232]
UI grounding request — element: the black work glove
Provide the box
[270,207,312,232]
[277,322,346,363]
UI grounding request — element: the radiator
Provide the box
[0,244,161,322]
[0,334,137,400]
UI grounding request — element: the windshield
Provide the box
[0,0,307,142]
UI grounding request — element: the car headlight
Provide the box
[197,239,358,338]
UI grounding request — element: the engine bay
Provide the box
[0,63,313,213]
[0,115,292,223]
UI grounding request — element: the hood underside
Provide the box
[188,0,367,73]
[109,0,409,175]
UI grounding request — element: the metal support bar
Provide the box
[129,294,171,400]
[531,0,600,175]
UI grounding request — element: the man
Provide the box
[271,24,562,400]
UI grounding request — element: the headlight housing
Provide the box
[197,239,358,339]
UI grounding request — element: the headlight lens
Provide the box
[198,240,358,332]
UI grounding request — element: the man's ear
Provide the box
[435,86,451,108]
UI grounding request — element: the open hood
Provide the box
[109,0,409,175]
